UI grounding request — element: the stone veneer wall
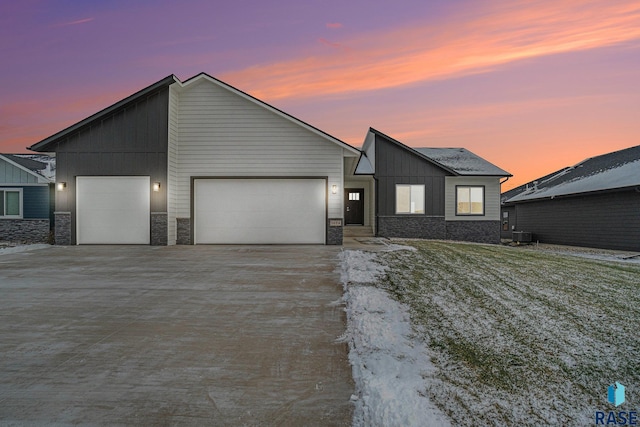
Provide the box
[377,216,446,239]
[176,218,191,245]
[151,213,168,246]
[445,220,501,244]
[327,219,343,245]
[0,219,50,244]
[54,212,72,245]
[377,216,500,244]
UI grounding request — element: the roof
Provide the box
[415,148,511,176]
[503,145,640,203]
[0,154,55,182]
[29,72,360,157]
[356,128,511,177]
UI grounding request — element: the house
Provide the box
[28,73,361,245]
[0,154,55,243]
[347,128,511,243]
[501,145,640,251]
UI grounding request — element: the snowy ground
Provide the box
[339,248,451,427]
[340,240,640,427]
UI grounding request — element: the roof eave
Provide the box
[0,154,52,183]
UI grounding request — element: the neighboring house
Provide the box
[28,73,360,245]
[501,145,640,251]
[347,128,511,244]
[0,154,55,243]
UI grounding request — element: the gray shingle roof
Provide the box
[503,145,640,203]
[416,148,511,176]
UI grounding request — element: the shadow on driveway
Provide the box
[0,245,353,426]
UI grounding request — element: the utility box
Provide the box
[512,231,532,243]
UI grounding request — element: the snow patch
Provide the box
[0,244,51,255]
[339,250,451,427]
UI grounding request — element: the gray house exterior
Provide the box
[351,128,511,244]
[501,145,640,251]
[0,154,55,243]
[29,73,360,245]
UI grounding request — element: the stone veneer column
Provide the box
[327,218,343,245]
[54,212,72,245]
[151,213,168,246]
[176,218,192,245]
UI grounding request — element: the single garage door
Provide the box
[76,176,150,244]
[194,178,326,244]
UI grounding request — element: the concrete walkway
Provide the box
[0,245,353,426]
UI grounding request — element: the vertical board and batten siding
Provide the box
[52,87,170,244]
[167,85,179,245]
[0,160,40,184]
[445,176,501,221]
[374,134,449,216]
[513,191,640,251]
[175,79,344,220]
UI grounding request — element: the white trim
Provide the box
[0,187,24,219]
[0,155,52,184]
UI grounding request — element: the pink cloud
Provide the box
[223,0,640,101]
[53,17,95,27]
[326,22,343,29]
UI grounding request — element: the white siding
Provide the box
[167,85,179,245]
[175,79,344,221]
[445,176,501,221]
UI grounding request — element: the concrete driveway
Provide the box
[0,245,353,426]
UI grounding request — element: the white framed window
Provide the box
[456,186,484,215]
[348,192,360,201]
[0,188,23,218]
[396,184,425,214]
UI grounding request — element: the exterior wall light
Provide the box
[331,184,338,194]
[57,182,67,191]
[153,182,161,192]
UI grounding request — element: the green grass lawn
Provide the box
[377,241,640,426]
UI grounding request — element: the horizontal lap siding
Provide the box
[513,191,640,251]
[176,80,343,219]
[167,86,179,245]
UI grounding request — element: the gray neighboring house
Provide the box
[501,145,640,251]
[0,154,55,243]
[28,73,360,246]
[347,128,511,243]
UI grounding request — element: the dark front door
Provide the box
[345,189,364,225]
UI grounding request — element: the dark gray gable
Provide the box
[29,75,177,152]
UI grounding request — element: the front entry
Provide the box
[345,188,364,225]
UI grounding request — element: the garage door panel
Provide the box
[77,176,150,244]
[195,179,325,244]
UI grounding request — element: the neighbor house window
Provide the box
[396,184,425,214]
[456,186,484,215]
[0,189,22,218]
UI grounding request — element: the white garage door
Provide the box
[76,176,150,244]
[194,179,326,244]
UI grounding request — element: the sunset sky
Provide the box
[1,0,639,190]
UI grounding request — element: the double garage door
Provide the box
[194,178,326,244]
[76,177,326,244]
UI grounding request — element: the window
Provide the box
[348,192,360,201]
[456,186,484,215]
[0,189,22,218]
[396,184,424,214]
